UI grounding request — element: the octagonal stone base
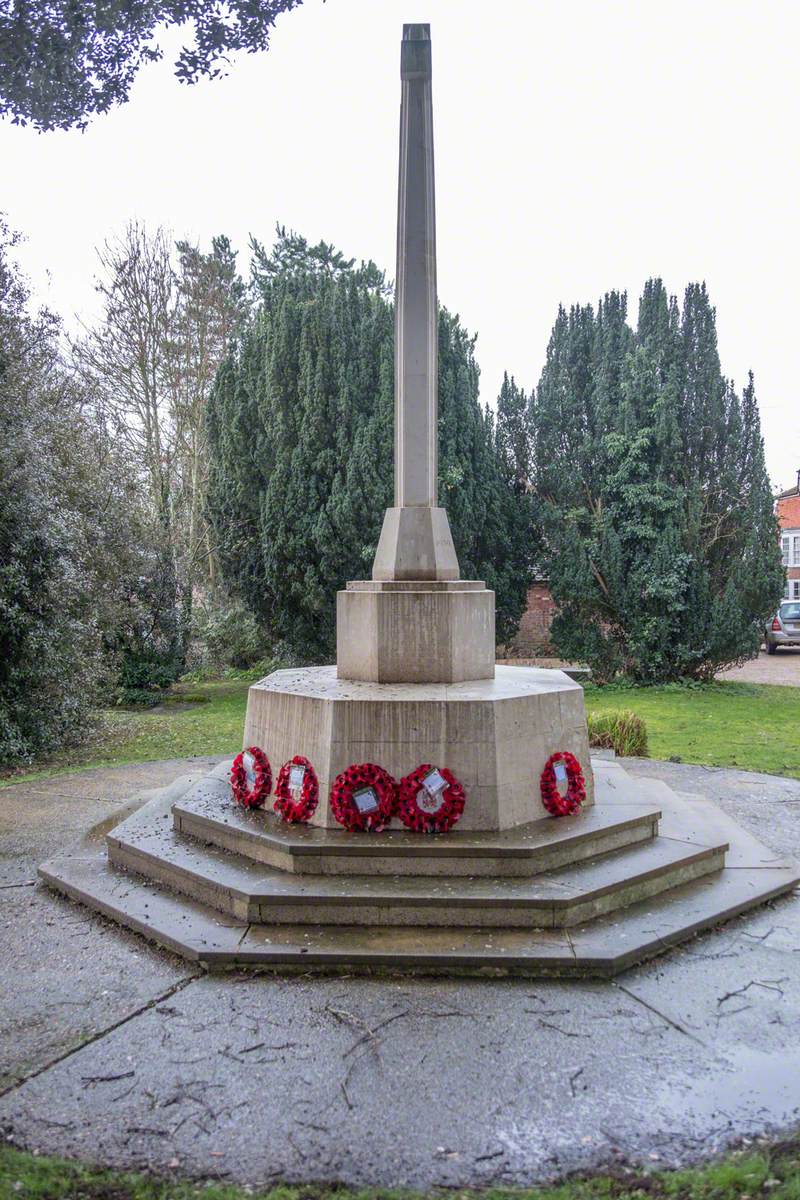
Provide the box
[242,665,594,833]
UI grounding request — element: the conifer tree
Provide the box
[207,230,533,659]
[495,372,533,494]
[532,280,783,681]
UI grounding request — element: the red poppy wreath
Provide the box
[329,763,397,832]
[273,755,319,824]
[540,750,586,817]
[230,746,272,810]
[397,765,466,834]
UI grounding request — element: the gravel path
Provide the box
[716,647,800,686]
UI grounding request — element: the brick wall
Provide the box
[504,583,557,656]
[778,492,800,531]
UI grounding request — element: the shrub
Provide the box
[117,652,179,694]
[534,282,783,683]
[112,638,182,706]
[0,224,103,764]
[189,598,267,674]
[587,709,648,757]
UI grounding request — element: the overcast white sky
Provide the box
[1,0,798,490]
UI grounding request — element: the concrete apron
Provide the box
[2,757,800,1187]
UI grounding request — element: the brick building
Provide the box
[779,470,800,601]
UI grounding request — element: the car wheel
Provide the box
[767,641,778,655]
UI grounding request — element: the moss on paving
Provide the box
[1,676,799,791]
[3,1139,800,1200]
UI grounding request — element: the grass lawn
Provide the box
[1,676,798,789]
[584,680,800,779]
[3,1139,800,1200]
[0,680,251,788]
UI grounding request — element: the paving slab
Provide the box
[0,761,217,1091]
[0,757,223,886]
[2,944,800,1189]
[0,884,196,1094]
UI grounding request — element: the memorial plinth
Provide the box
[243,666,594,832]
[336,580,495,684]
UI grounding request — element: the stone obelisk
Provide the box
[336,22,495,683]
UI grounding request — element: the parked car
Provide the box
[765,601,800,653]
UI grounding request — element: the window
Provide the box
[794,580,800,600]
[794,536,800,566]
[785,578,792,599]
[782,537,790,565]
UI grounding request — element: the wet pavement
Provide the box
[1,756,799,1187]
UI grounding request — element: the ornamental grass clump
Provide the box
[587,710,648,758]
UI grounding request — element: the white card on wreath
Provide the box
[423,768,446,796]
[289,765,306,790]
[243,753,257,789]
[417,789,445,815]
[353,787,379,815]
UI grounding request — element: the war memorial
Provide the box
[40,25,798,976]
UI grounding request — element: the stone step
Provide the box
[108,794,727,927]
[39,848,799,977]
[172,775,662,878]
[114,794,727,927]
[662,790,794,869]
[594,773,795,870]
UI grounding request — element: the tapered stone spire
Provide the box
[336,22,494,683]
[372,23,460,582]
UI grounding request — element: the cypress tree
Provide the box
[495,372,532,493]
[532,279,782,681]
[207,230,532,659]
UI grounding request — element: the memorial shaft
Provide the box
[395,23,438,509]
[370,23,460,582]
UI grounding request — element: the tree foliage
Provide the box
[532,280,783,682]
[0,0,303,131]
[73,222,247,684]
[207,228,534,660]
[0,219,180,760]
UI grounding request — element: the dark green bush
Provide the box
[189,598,266,674]
[117,652,179,694]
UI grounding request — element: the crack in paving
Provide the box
[0,973,200,1100]
[613,981,708,1047]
